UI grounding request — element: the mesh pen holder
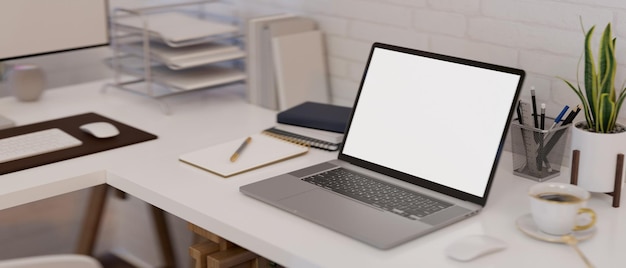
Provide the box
[510,119,570,181]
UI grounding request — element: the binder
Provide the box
[263,127,340,151]
[272,30,329,110]
[179,133,309,177]
[246,14,295,109]
[246,15,318,110]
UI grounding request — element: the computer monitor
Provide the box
[0,0,109,61]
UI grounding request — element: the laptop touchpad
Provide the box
[278,188,431,249]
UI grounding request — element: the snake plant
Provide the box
[562,23,626,133]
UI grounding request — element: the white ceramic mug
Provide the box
[7,64,46,102]
[528,182,596,235]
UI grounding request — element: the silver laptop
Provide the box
[240,42,525,249]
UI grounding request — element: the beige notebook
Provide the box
[179,133,309,177]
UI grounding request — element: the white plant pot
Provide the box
[570,121,626,192]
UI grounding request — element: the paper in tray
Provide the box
[150,65,246,91]
[121,41,245,69]
[115,12,239,44]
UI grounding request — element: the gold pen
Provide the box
[230,136,252,162]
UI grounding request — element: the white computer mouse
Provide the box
[444,234,507,262]
[79,122,120,138]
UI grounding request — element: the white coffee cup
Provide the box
[528,182,596,235]
[6,64,46,102]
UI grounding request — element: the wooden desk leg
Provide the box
[76,184,109,255]
[252,257,269,268]
[188,223,235,250]
[190,240,220,268]
[151,205,176,268]
[188,223,273,268]
[206,247,258,268]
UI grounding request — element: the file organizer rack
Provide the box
[104,0,246,114]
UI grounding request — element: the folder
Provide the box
[272,30,329,110]
[246,14,295,109]
[179,133,309,177]
[246,15,318,110]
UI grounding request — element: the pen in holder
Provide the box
[510,118,571,181]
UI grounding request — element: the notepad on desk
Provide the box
[179,133,309,177]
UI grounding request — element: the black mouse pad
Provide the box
[0,112,157,175]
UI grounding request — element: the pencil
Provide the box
[540,103,546,130]
[230,136,252,162]
[560,104,582,126]
[531,88,539,128]
[549,105,569,130]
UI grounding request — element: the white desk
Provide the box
[1,80,625,267]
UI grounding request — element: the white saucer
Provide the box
[515,213,597,243]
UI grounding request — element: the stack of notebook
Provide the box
[263,102,352,151]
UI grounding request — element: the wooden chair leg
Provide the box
[151,205,176,268]
[76,184,109,255]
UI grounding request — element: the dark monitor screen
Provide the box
[0,0,109,61]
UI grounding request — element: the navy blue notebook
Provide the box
[277,102,352,133]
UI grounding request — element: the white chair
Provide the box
[0,254,101,268]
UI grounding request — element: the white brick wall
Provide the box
[4,0,626,122]
[236,0,626,124]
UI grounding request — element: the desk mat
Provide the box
[0,112,157,175]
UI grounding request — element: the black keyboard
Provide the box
[302,167,453,220]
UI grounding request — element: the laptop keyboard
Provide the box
[302,167,453,220]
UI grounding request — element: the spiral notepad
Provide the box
[179,133,309,177]
[263,127,340,151]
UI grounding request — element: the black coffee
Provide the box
[537,192,581,202]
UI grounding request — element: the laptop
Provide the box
[240,42,525,249]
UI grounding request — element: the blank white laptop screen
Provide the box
[342,48,522,197]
